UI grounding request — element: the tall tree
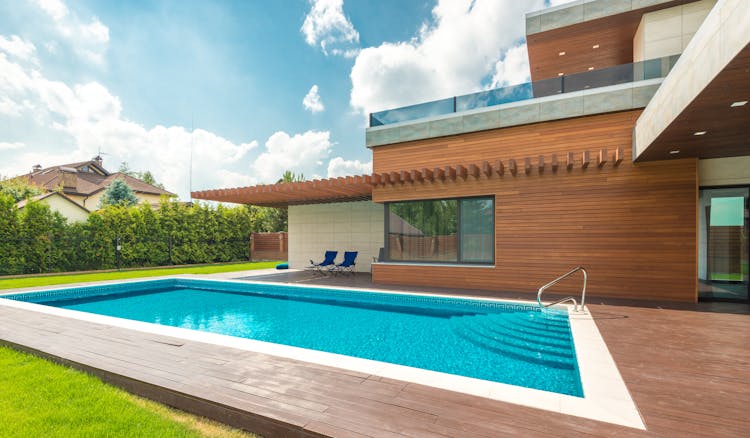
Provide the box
[100,179,139,207]
[0,177,44,202]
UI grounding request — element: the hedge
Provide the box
[0,196,272,275]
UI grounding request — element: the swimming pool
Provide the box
[5,278,582,396]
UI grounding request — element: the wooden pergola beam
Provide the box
[582,151,590,169]
[538,155,545,173]
[598,148,607,168]
[421,167,433,181]
[566,152,574,170]
[524,157,531,175]
[509,159,517,175]
[444,166,456,180]
[400,170,412,183]
[614,147,623,166]
[410,169,423,182]
[482,161,492,177]
[551,154,559,172]
[495,160,504,176]
[456,164,468,180]
[468,163,480,179]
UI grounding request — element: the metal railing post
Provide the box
[537,266,588,312]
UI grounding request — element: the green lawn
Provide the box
[0,346,255,437]
[0,261,279,290]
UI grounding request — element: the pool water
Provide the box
[11,280,583,396]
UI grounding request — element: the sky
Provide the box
[0,0,570,200]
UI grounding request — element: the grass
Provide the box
[0,261,280,290]
[0,346,256,437]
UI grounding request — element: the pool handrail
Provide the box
[537,266,587,312]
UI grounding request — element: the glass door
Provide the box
[698,187,749,301]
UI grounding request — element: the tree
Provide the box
[277,170,305,184]
[100,179,139,207]
[140,171,165,189]
[0,176,44,202]
[118,162,165,189]
[118,161,135,177]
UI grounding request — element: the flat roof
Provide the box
[191,175,373,207]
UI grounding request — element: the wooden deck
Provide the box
[1,274,749,437]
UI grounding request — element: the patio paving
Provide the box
[0,271,748,437]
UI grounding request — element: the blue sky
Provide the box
[0,0,561,200]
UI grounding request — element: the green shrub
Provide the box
[0,198,274,275]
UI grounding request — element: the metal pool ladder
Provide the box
[537,266,587,312]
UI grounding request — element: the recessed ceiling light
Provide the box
[559,51,566,56]
[730,100,748,107]
[693,131,707,136]
[592,44,600,49]
[669,150,680,155]
[558,72,564,76]
[587,66,594,71]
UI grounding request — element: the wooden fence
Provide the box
[250,232,288,261]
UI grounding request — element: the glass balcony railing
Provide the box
[369,55,679,127]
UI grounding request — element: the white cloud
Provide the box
[327,157,371,177]
[302,84,325,113]
[0,46,258,199]
[349,0,544,116]
[34,0,69,21]
[0,142,26,151]
[301,0,360,57]
[31,0,109,65]
[0,35,37,62]
[251,131,332,183]
[490,43,530,87]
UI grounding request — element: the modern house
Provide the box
[193,0,749,303]
[20,156,174,213]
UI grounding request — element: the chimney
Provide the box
[32,164,42,173]
[93,155,103,167]
[60,167,78,191]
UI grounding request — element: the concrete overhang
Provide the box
[366,79,662,148]
[633,0,750,162]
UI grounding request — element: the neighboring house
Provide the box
[194,0,749,303]
[15,192,90,223]
[20,156,174,211]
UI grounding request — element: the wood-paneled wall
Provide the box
[372,110,699,302]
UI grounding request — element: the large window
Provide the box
[386,196,494,264]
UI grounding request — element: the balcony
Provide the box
[369,55,679,127]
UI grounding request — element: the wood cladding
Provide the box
[372,111,698,302]
[526,0,694,81]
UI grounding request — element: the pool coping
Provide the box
[0,276,645,430]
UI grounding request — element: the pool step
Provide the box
[451,313,577,370]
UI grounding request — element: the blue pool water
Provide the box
[8,279,583,396]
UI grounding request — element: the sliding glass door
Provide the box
[698,187,749,301]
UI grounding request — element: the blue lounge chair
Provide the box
[307,250,337,275]
[333,251,358,276]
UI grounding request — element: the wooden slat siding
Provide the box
[372,111,698,302]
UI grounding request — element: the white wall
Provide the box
[633,0,716,62]
[43,194,89,223]
[288,201,384,272]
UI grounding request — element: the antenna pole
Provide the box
[189,114,193,202]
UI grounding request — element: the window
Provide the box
[386,196,494,264]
